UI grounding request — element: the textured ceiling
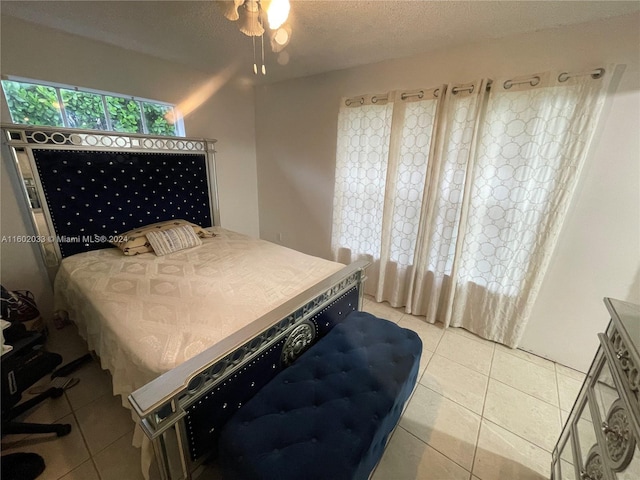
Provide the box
[2,1,639,84]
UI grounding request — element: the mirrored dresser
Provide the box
[552,298,640,480]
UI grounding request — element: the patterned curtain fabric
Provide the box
[332,95,393,267]
[332,69,611,347]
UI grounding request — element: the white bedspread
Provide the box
[54,227,344,402]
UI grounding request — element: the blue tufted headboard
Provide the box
[1,126,220,263]
[32,149,213,257]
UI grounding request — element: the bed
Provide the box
[1,125,368,480]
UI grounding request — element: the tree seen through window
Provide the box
[1,79,181,137]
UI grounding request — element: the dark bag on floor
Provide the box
[1,344,62,410]
[1,285,43,331]
[0,452,46,480]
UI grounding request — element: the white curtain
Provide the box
[332,68,611,347]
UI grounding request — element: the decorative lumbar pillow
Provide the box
[145,224,202,256]
[112,219,214,256]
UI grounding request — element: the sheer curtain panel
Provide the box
[332,68,612,347]
[332,89,444,301]
[447,70,612,345]
[332,93,393,294]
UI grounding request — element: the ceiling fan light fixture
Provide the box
[238,2,265,36]
[274,27,289,45]
[220,0,292,74]
[267,0,290,29]
[223,0,244,21]
[270,25,291,52]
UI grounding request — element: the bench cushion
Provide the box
[218,311,422,480]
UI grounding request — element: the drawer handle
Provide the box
[601,421,623,441]
[615,351,629,361]
[580,470,595,480]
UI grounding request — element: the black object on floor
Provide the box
[1,332,72,438]
[2,387,71,437]
[1,452,46,480]
[50,353,92,379]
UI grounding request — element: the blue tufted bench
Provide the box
[218,311,422,480]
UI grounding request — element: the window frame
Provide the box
[1,75,185,137]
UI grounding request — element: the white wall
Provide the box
[0,16,260,318]
[255,13,640,371]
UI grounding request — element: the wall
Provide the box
[255,13,640,371]
[0,16,260,318]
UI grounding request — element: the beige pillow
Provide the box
[146,224,202,256]
[112,219,214,256]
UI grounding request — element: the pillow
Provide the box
[146,224,202,256]
[112,219,214,256]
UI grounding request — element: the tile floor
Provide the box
[1,298,587,480]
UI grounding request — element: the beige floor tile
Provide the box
[363,300,405,323]
[6,296,591,480]
[13,386,72,426]
[490,349,558,406]
[45,324,92,365]
[398,315,444,353]
[93,430,144,480]
[59,459,100,480]
[65,359,113,411]
[484,379,561,452]
[420,353,488,415]
[560,460,577,480]
[472,419,550,480]
[417,348,434,379]
[494,343,555,372]
[555,363,586,381]
[400,384,481,471]
[0,414,90,480]
[435,331,494,375]
[557,373,583,412]
[75,393,135,455]
[448,326,494,347]
[372,427,470,480]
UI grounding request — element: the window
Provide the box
[1,77,184,137]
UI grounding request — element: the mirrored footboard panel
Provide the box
[129,259,369,480]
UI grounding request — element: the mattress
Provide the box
[54,227,344,401]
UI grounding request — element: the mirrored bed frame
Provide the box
[1,125,368,479]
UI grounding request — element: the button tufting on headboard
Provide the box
[33,149,213,258]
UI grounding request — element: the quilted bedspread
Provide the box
[54,227,344,401]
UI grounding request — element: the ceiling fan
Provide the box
[221,0,292,75]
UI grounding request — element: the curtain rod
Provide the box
[557,67,605,83]
[503,68,605,89]
[400,88,442,100]
[401,91,423,100]
[344,67,605,106]
[504,76,541,89]
[371,95,388,104]
[452,85,474,95]
[343,94,390,106]
[344,97,364,106]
